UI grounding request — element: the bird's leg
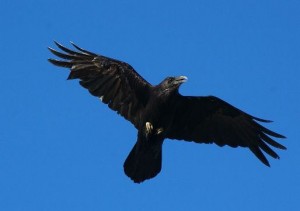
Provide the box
[145,122,164,137]
[145,122,153,137]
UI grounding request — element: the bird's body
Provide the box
[48,42,286,183]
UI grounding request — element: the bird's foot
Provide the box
[156,128,164,135]
[145,122,153,137]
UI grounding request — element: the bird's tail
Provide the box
[123,140,162,183]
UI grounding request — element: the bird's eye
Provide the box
[168,78,173,83]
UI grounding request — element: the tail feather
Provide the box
[124,141,162,183]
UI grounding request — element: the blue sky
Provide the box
[1,0,299,210]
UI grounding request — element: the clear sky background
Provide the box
[1,0,299,210]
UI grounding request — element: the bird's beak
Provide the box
[175,76,188,84]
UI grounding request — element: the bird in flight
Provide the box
[48,42,286,183]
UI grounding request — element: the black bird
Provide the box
[48,42,286,183]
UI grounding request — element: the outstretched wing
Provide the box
[167,95,286,166]
[48,42,152,128]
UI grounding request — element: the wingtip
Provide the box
[270,131,286,139]
[53,41,69,51]
[69,42,97,56]
[54,41,64,49]
[263,157,271,167]
[280,145,287,150]
[47,41,58,52]
[262,156,271,167]
[48,46,56,53]
[253,116,273,123]
[261,158,271,167]
[48,58,62,66]
[70,41,85,52]
[70,41,80,50]
[279,134,287,139]
[48,58,56,64]
[54,40,60,46]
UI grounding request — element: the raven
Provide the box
[48,42,286,183]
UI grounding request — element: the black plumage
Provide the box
[48,42,286,183]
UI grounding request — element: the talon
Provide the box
[156,128,164,135]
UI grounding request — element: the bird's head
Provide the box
[158,76,188,94]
